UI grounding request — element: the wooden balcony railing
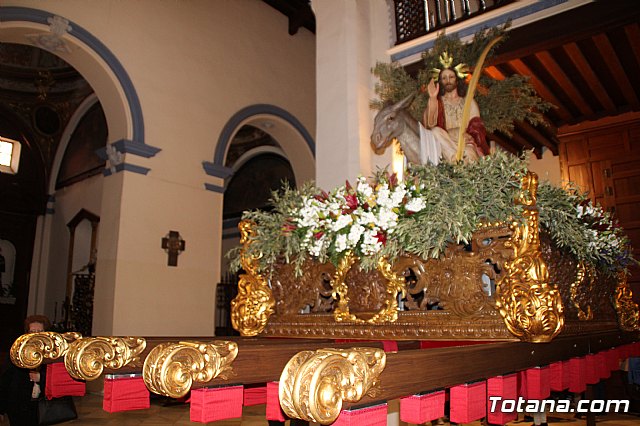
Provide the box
[393,0,513,45]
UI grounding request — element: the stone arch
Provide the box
[204,104,315,190]
[0,7,146,148]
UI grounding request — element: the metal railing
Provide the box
[393,0,513,44]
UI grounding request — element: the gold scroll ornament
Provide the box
[614,271,640,331]
[10,331,82,369]
[495,172,565,342]
[142,340,238,398]
[279,347,386,425]
[231,220,275,336]
[64,337,146,381]
[570,262,594,321]
[332,252,406,324]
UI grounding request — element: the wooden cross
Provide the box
[161,231,185,267]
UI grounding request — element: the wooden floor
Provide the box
[7,392,634,426]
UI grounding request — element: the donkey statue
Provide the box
[370,93,480,165]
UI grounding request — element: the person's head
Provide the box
[438,68,467,97]
[24,315,50,333]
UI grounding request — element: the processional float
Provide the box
[10,32,640,425]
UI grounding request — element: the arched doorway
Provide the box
[0,8,144,344]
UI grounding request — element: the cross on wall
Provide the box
[161,230,185,267]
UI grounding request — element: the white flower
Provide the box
[377,208,398,230]
[356,177,373,198]
[405,197,426,213]
[390,184,406,207]
[309,235,326,257]
[377,184,392,208]
[332,214,353,232]
[348,224,364,245]
[361,229,382,255]
[356,211,377,227]
[335,234,348,253]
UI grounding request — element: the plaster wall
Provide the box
[45,174,103,322]
[3,0,316,336]
[528,149,562,187]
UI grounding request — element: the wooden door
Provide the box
[560,119,640,301]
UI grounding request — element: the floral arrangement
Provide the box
[228,151,636,279]
[537,182,635,274]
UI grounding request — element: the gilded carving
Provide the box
[231,220,275,336]
[64,337,146,381]
[570,263,594,321]
[272,260,335,315]
[142,340,238,398]
[331,253,405,324]
[495,172,564,342]
[279,347,386,425]
[614,272,640,331]
[10,331,81,369]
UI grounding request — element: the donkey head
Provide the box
[370,92,416,155]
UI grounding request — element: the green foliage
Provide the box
[371,24,553,135]
[228,151,529,275]
[537,182,637,276]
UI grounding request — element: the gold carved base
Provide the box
[279,347,386,425]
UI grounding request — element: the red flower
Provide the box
[344,193,358,211]
[375,231,387,246]
[314,190,330,202]
[282,221,297,234]
[314,231,324,239]
[388,172,398,188]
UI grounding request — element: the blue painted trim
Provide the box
[213,104,315,168]
[203,161,234,179]
[390,0,569,62]
[1,7,145,143]
[47,194,56,202]
[112,139,161,158]
[95,146,108,161]
[204,183,225,193]
[103,163,150,176]
[46,208,55,215]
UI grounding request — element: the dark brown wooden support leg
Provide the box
[585,384,596,426]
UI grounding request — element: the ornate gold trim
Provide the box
[614,272,640,331]
[64,337,146,381]
[231,220,276,336]
[142,340,238,398]
[279,347,386,425]
[10,331,81,369]
[332,253,406,324]
[570,262,594,321]
[495,172,564,342]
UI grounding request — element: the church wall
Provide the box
[45,174,103,322]
[5,0,316,336]
[528,149,562,187]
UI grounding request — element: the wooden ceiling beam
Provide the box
[511,131,543,159]
[489,133,520,156]
[517,120,558,156]
[534,51,594,118]
[508,59,573,123]
[490,2,640,65]
[562,42,616,112]
[624,23,640,73]
[593,33,640,109]
[483,66,505,81]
